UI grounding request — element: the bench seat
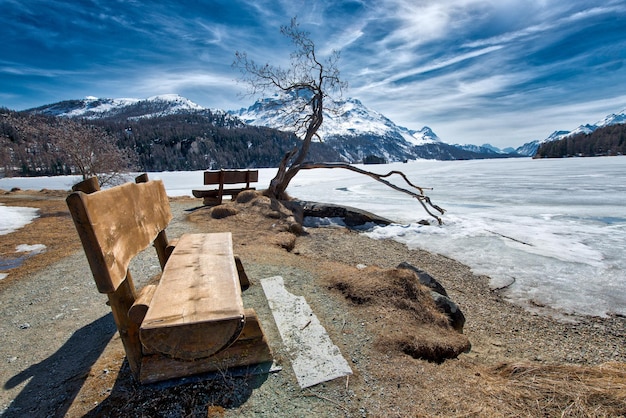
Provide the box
[141,232,245,360]
[191,187,254,199]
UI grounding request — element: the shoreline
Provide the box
[0,190,624,416]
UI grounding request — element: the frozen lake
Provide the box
[1,156,625,318]
[287,157,626,318]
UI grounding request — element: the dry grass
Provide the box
[323,264,471,364]
[479,362,626,417]
[0,189,81,288]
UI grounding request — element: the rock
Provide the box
[291,200,393,227]
[430,291,466,333]
[398,262,466,333]
[397,262,448,297]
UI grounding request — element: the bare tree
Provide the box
[234,17,345,198]
[53,119,137,186]
[234,18,445,223]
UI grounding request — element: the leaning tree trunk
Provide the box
[267,92,323,199]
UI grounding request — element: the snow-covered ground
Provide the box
[0,205,39,236]
[1,156,625,318]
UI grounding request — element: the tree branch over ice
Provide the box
[298,162,445,224]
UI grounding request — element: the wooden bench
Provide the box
[192,169,259,205]
[66,175,272,384]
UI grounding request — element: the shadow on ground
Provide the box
[3,314,116,418]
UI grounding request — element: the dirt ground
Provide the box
[0,188,624,417]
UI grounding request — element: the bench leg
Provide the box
[234,255,250,290]
[107,272,143,380]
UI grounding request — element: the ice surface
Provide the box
[2,156,625,317]
[280,157,626,317]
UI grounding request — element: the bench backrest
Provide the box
[66,180,172,293]
[204,170,258,187]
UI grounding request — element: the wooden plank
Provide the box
[140,232,245,360]
[135,174,174,269]
[66,180,172,293]
[192,188,252,198]
[261,275,352,388]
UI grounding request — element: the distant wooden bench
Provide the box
[66,174,272,384]
[192,169,259,205]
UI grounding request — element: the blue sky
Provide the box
[1,0,625,148]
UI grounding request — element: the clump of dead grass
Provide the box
[188,193,305,254]
[210,205,238,219]
[235,189,258,204]
[326,265,471,363]
[480,361,626,417]
[271,232,297,252]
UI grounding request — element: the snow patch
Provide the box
[0,205,39,235]
[16,244,47,254]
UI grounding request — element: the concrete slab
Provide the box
[260,276,352,389]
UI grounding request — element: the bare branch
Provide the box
[298,162,445,224]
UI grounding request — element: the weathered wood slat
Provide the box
[66,181,172,293]
[203,170,259,185]
[191,188,252,198]
[140,232,245,360]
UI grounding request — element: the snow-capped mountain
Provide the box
[29,94,227,121]
[516,108,626,156]
[231,95,500,162]
[233,95,438,143]
[409,126,441,145]
[232,95,439,162]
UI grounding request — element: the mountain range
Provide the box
[231,95,515,162]
[25,94,626,162]
[29,94,516,163]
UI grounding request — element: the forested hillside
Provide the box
[90,111,340,171]
[0,109,341,177]
[534,123,626,158]
[0,110,136,179]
